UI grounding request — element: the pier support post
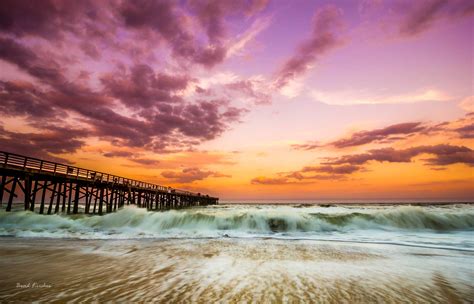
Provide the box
[6,177,17,211]
[30,178,38,212]
[0,175,5,207]
[47,182,57,214]
[39,182,47,214]
[24,175,31,211]
[54,183,62,213]
[67,182,73,214]
[98,187,104,215]
[73,183,80,214]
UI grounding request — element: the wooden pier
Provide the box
[0,151,218,215]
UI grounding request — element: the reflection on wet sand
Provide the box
[0,238,472,303]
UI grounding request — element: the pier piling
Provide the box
[0,151,218,214]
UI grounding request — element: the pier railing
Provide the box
[0,151,198,196]
[0,151,218,214]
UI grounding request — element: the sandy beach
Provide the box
[0,236,472,303]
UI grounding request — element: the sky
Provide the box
[0,0,473,200]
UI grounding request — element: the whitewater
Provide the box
[0,204,473,250]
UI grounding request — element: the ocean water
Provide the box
[0,203,473,302]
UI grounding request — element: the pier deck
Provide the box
[0,151,218,214]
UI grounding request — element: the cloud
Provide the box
[225,79,271,105]
[227,15,272,57]
[294,112,474,152]
[0,0,272,161]
[250,175,319,185]
[301,164,361,175]
[189,0,269,43]
[0,80,59,118]
[459,96,474,112]
[291,141,321,151]
[120,0,222,67]
[276,164,359,183]
[310,88,450,105]
[286,115,474,182]
[329,122,426,148]
[103,150,160,167]
[101,64,189,109]
[323,144,474,167]
[293,122,426,150]
[193,72,273,105]
[0,37,247,153]
[274,5,344,89]
[360,0,473,39]
[256,144,473,186]
[398,0,474,37]
[278,78,305,99]
[120,0,268,68]
[454,124,474,139]
[103,151,136,158]
[250,176,293,185]
[0,0,103,39]
[0,125,87,163]
[129,158,160,166]
[161,167,231,183]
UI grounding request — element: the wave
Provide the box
[0,205,473,240]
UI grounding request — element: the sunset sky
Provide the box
[0,0,473,200]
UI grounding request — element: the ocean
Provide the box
[0,203,473,302]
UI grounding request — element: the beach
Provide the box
[0,238,472,303]
[0,204,473,303]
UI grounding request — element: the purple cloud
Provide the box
[0,0,267,161]
[324,144,474,167]
[398,0,474,37]
[162,167,230,183]
[0,36,247,154]
[274,5,344,88]
[225,80,271,105]
[101,64,189,109]
[250,177,293,185]
[455,124,474,139]
[120,0,267,68]
[301,164,361,175]
[329,122,425,148]
[0,125,87,163]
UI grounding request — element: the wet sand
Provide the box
[0,238,472,303]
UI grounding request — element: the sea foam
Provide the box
[0,205,472,243]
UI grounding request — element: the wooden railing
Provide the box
[0,151,204,197]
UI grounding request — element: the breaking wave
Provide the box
[0,205,472,241]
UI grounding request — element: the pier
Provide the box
[0,151,218,215]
